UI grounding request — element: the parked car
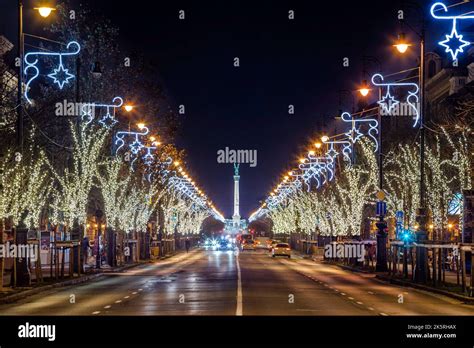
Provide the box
[272,243,291,258]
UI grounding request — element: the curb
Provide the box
[375,274,474,303]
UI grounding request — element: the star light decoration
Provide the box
[371,73,420,127]
[115,125,150,169]
[431,2,474,61]
[340,112,379,152]
[81,96,124,128]
[439,22,471,61]
[47,63,74,88]
[377,91,399,114]
[23,41,81,104]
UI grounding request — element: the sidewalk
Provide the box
[0,250,187,305]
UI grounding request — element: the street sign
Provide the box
[376,201,387,217]
[376,190,385,201]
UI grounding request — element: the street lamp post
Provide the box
[17,2,55,153]
[394,4,428,283]
[17,0,24,153]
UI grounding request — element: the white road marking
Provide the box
[368,291,374,295]
[92,311,100,315]
[115,300,122,303]
[138,289,143,291]
[104,305,111,309]
[348,297,354,300]
[380,312,389,316]
[356,301,363,305]
[340,293,346,296]
[132,292,138,295]
[124,296,130,299]
[368,307,375,311]
[236,253,243,316]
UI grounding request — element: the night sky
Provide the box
[1,0,449,218]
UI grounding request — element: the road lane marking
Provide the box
[124,296,130,299]
[104,305,111,309]
[380,312,389,316]
[236,253,243,316]
[356,301,364,305]
[368,291,374,294]
[132,292,138,295]
[340,293,346,296]
[138,289,143,291]
[92,311,100,315]
[368,307,375,311]
[115,300,122,303]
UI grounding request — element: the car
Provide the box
[218,240,234,251]
[241,240,256,251]
[272,243,291,258]
[255,237,270,249]
[268,239,282,251]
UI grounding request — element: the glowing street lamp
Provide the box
[394,33,411,54]
[137,123,145,130]
[321,135,329,143]
[124,104,134,112]
[359,80,370,97]
[35,6,55,18]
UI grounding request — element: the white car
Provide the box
[272,243,291,258]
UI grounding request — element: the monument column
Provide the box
[233,163,240,223]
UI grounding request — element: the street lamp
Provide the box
[394,2,428,283]
[394,32,411,54]
[358,56,382,98]
[17,1,56,155]
[358,80,370,97]
[124,104,134,112]
[35,6,55,17]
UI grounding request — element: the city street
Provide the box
[1,248,474,316]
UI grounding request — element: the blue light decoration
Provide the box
[81,96,124,128]
[24,41,81,104]
[395,211,404,240]
[431,2,474,61]
[115,125,149,156]
[448,192,463,215]
[142,146,157,167]
[371,73,420,127]
[297,152,336,191]
[340,111,379,152]
[323,138,353,163]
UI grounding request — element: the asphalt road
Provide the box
[1,248,474,316]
